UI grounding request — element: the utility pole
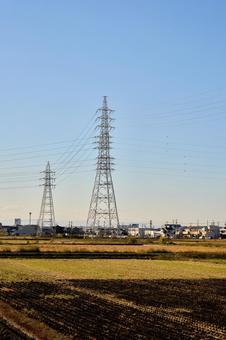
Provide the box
[38,162,56,233]
[87,96,119,230]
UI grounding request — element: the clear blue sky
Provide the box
[0,0,226,226]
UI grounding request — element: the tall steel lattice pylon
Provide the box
[38,161,56,230]
[87,96,119,229]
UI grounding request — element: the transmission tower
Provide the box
[87,96,119,229]
[38,161,56,230]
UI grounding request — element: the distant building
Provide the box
[219,227,226,239]
[41,227,55,236]
[17,225,39,236]
[146,228,164,238]
[127,226,140,237]
[162,224,182,238]
[190,226,208,239]
[15,218,22,226]
[207,225,220,239]
[2,225,17,235]
[179,225,207,239]
[127,225,164,238]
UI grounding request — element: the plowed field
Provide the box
[0,279,225,339]
[0,319,28,339]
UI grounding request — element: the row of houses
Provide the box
[0,223,84,237]
[81,223,226,239]
[126,223,226,239]
[1,221,226,239]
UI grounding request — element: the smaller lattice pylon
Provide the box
[38,161,56,232]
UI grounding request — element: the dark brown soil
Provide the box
[0,319,29,340]
[0,279,225,339]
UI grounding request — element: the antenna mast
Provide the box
[87,96,119,229]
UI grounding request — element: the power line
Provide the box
[54,110,97,166]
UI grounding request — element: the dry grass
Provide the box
[0,259,225,282]
[0,238,225,260]
[0,243,226,254]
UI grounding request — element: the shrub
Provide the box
[127,238,138,245]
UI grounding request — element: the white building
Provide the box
[127,227,140,237]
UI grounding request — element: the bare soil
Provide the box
[0,279,225,339]
[0,319,29,339]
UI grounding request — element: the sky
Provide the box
[0,0,226,226]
